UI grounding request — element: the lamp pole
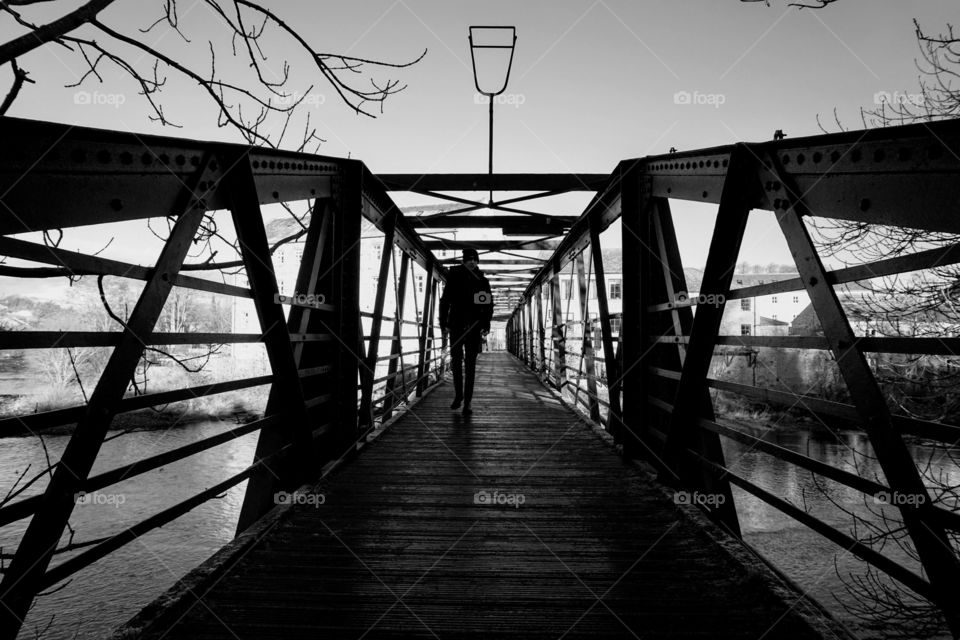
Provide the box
[469,26,517,205]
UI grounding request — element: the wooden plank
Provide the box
[124,352,850,640]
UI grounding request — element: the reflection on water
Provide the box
[1,420,956,639]
[0,422,258,640]
[722,422,958,640]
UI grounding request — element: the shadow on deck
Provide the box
[116,352,850,639]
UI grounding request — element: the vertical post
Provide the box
[551,268,566,389]
[519,304,528,365]
[382,251,410,420]
[526,296,536,368]
[652,198,740,536]
[619,163,650,458]
[327,160,364,455]
[431,278,443,378]
[536,283,546,376]
[236,193,334,534]
[576,252,601,422]
[416,261,436,396]
[0,157,215,637]
[359,211,398,428]
[662,147,754,487]
[589,214,623,439]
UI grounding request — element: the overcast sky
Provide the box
[2,0,956,296]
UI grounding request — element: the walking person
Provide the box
[439,248,493,415]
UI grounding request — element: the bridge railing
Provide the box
[0,117,446,638]
[508,119,960,634]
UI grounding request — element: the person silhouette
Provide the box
[439,248,493,415]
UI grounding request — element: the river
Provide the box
[1,419,956,639]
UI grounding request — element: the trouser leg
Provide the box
[464,329,480,403]
[451,330,464,400]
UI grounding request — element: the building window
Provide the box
[772,314,778,320]
[610,280,622,299]
[611,317,621,333]
[741,298,751,311]
[793,296,799,303]
[772,296,778,304]
[417,276,424,293]
[741,324,752,335]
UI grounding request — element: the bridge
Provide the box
[0,115,959,638]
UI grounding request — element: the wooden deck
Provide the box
[119,352,850,639]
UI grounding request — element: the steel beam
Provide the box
[0,155,216,638]
[374,173,608,192]
[760,150,960,632]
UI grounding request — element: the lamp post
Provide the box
[469,26,517,205]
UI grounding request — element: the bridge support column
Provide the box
[550,270,565,388]
[589,213,624,441]
[359,210,398,428]
[416,260,436,396]
[650,197,740,537]
[535,283,546,377]
[382,251,411,420]
[575,252,601,422]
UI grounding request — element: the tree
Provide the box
[1,1,426,146]
[0,0,427,383]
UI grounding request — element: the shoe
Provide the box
[450,396,463,410]
[461,403,473,415]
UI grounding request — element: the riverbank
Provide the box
[0,391,266,439]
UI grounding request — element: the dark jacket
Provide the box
[439,265,493,332]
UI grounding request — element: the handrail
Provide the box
[506,116,960,635]
[0,115,451,637]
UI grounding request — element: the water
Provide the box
[721,423,958,640]
[0,423,259,640]
[1,420,956,639]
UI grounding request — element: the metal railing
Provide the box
[0,117,448,637]
[507,118,960,634]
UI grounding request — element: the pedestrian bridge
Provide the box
[0,116,959,638]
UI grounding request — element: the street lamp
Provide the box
[469,26,517,205]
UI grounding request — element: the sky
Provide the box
[1,0,957,297]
